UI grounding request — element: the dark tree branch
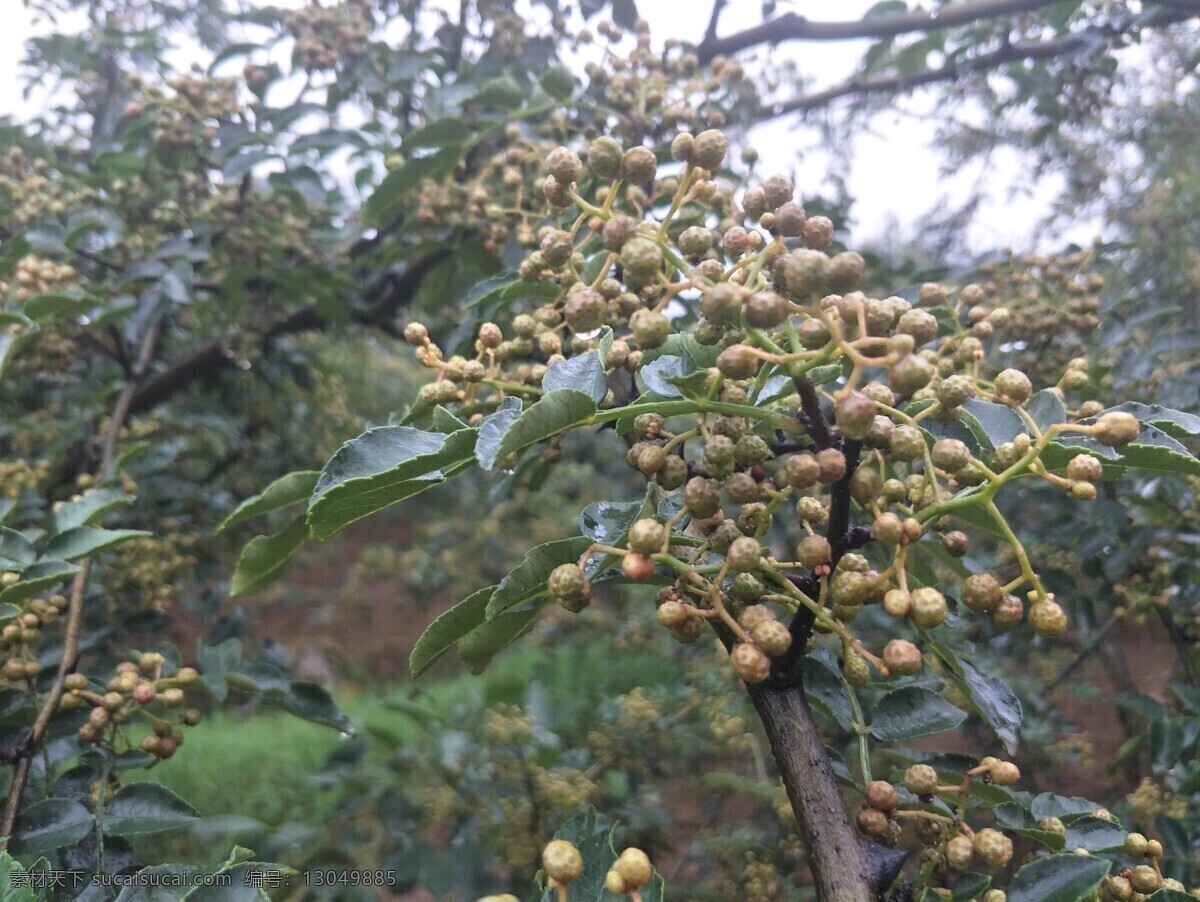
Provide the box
[695,0,1060,62]
[748,682,875,901]
[750,1,1200,116]
[794,374,834,449]
[128,246,450,414]
[702,0,727,47]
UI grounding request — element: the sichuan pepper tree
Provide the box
[232,115,1200,900]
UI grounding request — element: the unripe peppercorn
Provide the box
[871,512,904,546]
[946,834,974,870]
[883,589,912,618]
[670,132,694,161]
[931,438,971,472]
[835,390,875,440]
[726,537,762,573]
[656,600,689,629]
[691,129,728,170]
[1038,816,1066,837]
[630,309,670,348]
[588,136,622,178]
[683,477,721,518]
[796,496,826,526]
[65,673,88,691]
[549,563,591,611]
[816,448,846,483]
[1124,832,1148,856]
[637,444,667,475]
[621,553,655,581]
[904,764,939,796]
[715,344,759,379]
[751,620,792,657]
[889,424,926,462]
[564,288,607,334]
[545,146,582,185]
[994,368,1033,405]
[1129,865,1161,894]
[910,587,948,628]
[803,216,834,250]
[1029,599,1067,638]
[678,225,713,257]
[781,248,829,296]
[700,282,745,325]
[657,455,687,490]
[777,200,806,236]
[962,573,1002,613]
[865,780,899,812]
[974,828,1013,868]
[784,453,820,489]
[888,354,934,395]
[941,530,970,557]
[542,840,584,885]
[744,291,788,328]
[1093,411,1140,447]
[883,639,922,676]
[1145,838,1162,858]
[842,650,870,686]
[730,642,770,683]
[620,146,657,184]
[1104,876,1133,901]
[796,535,832,569]
[990,760,1020,785]
[614,848,653,889]
[627,519,666,554]
[897,308,939,345]
[856,807,889,837]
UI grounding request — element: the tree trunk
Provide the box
[748,680,875,901]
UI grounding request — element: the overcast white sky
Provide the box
[0,1,1096,255]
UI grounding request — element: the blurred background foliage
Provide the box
[0,0,1196,898]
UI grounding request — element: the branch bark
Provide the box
[696,0,1060,62]
[748,682,874,901]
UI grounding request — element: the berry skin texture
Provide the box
[856,807,889,837]
[1066,453,1103,482]
[882,639,922,676]
[542,840,584,885]
[904,764,939,796]
[683,477,721,518]
[548,563,591,612]
[1129,865,1162,894]
[627,518,666,554]
[842,650,871,686]
[973,828,1014,868]
[730,642,771,683]
[962,573,1002,613]
[621,552,656,581]
[1029,599,1067,638]
[726,536,762,573]
[990,760,1021,785]
[656,600,689,629]
[994,368,1033,405]
[1094,410,1141,447]
[751,620,792,657]
[603,870,629,895]
[797,535,832,569]
[909,587,948,628]
[946,834,974,871]
[931,438,971,472]
[614,847,653,889]
[865,780,899,812]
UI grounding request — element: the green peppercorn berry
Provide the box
[888,354,935,395]
[994,368,1033,405]
[637,444,667,476]
[962,572,1001,613]
[732,572,765,602]
[730,642,770,683]
[683,477,721,518]
[889,424,926,462]
[931,438,971,472]
[691,128,728,171]
[627,518,666,554]
[657,455,687,490]
[744,291,788,328]
[548,563,591,611]
[1093,411,1140,447]
[630,308,670,349]
[564,287,607,334]
[910,587,948,628]
[734,434,770,466]
[726,536,762,572]
[842,650,870,686]
[620,146,657,184]
[716,344,759,379]
[543,840,584,885]
[679,226,714,258]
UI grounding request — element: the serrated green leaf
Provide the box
[801,654,855,731]
[365,145,465,225]
[962,398,1027,450]
[404,118,472,148]
[0,560,80,606]
[468,75,524,109]
[579,485,654,579]
[486,536,591,619]
[476,397,524,469]
[639,355,684,398]
[492,390,596,465]
[0,851,38,901]
[9,798,92,855]
[543,350,608,403]
[1105,401,1200,437]
[1064,815,1126,852]
[1007,854,1110,902]
[959,658,1022,754]
[952,873,991,901]
[102,783,198,836]
[114,864,205,901]
[53,488,133,533]
[308,426,477,538]
[0,604,21,625]
[1025,389,1068,432]
[457,601,547,673]
[229,516,307,597]
[261,680,351,731]
[44,527,151,562]
[21,292,97,321]
[870,687,967,742]
[1029,793,1104,820]
[218,471,320,532]
[409,586,496,678]
[0,528,35,569]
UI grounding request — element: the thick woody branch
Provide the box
[695,0,1060,62]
